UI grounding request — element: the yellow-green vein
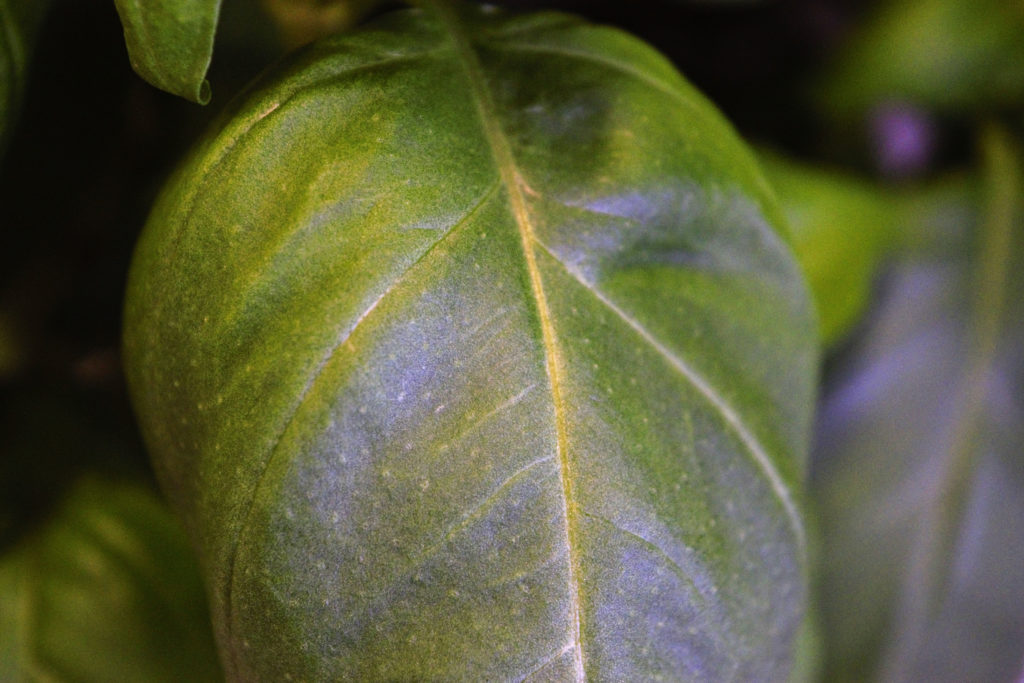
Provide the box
[425,2,586,678]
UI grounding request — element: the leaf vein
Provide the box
[438,382,538,453]
[533,239,807,555]
[417,455,557,567]
[495,41,698,114]
[579,510,705,602]
[166,48,443,262]
[344,455,557,622]
[427,3,586,676]
[221,177,500,649]
[517,642,576,682]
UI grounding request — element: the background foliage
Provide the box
[1,0,1022,680]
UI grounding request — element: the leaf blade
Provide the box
[113,0,221,103]
[124,6,817,679]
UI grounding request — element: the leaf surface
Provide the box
[812,127,1024,681]
[0,478,221,682]
[113,0,221,103]
[124,4,817,679]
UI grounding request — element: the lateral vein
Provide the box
[220,168,498,672]
[534,238,807,555]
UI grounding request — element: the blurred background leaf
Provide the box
[0,0,52,153]
[261,0,385,48]
[0,381,149,547]
[789,605,824,683]
[810,126,1024,682]
[813,0,1024,180]
[763,152,988,348]
[819,0,1024,118]
[761,152,900,346]
[0,477,222,682]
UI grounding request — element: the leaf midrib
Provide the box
[426,2,586,678]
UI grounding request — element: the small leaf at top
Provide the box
[124,3,817,679]
[113,0,221,104]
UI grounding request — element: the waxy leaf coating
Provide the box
[124,4,816,679]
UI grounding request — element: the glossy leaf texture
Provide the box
[0,0,50,152]
[0,478,222,682]
[124,4,817,679]
[113,0,221,103]
[760,152,899,347]
[811,127,1024,681]
[818,0,1024,118]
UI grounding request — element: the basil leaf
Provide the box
[0,478,221,682]
[124,4,817,678]
[760,152,899,346]
[812,127,1024,681]
[113,0,221,104]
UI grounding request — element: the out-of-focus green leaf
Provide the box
[0,308,23,378]
[124,3,817,679]
[262,0,382,49]
[762,152,986,346]
[113,0,222,104]
[812,127,1024,682]
[662,0,763,4]
[0,382,153,546]
[0,478,222,682]
[788,605,823,683]
[894,173,982,256]
[761,152,900,346]
[820,0,1024,116]
[0,0,51,151]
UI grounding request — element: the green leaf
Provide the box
[124,4,817,679]
[263,0,383,48]
[761,152,987,347]
[113,0,222,104]
[0,478,222,682]
[760,152,900,346]
[812,127,1024,681]
[819,0,1024,116]
[0,0,51,151]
